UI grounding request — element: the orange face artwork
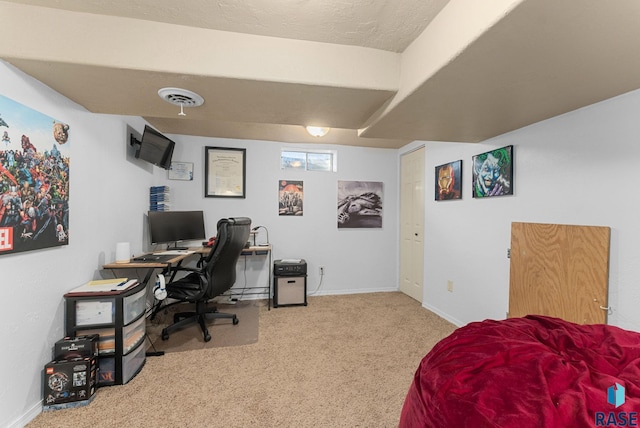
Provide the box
[438,165,454,194]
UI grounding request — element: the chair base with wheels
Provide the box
[160,300,239,342]
[157,217,251,343]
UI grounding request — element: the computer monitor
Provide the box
[147,210,206,249]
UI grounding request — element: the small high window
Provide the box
[281,150,336,172]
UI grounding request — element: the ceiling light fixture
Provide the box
[305,126,330,137]
[158,87,204,117]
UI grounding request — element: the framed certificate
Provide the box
[168,161,194,181]
[205,147,246,198]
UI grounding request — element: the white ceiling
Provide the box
[2,0,640,148]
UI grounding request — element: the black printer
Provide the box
[273,259,307,276]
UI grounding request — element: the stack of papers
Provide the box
[67,278,138,295]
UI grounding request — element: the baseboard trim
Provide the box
[422,302,464,327]
[228,287,400,300]
[308,287,398,296]
[9,400,42,428]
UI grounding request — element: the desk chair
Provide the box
[160,217,251,342]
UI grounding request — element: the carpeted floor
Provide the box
[146,300,259,353]
[27,292,457,428]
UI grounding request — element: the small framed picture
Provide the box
[168,162,194,181]
[435,160,462,201]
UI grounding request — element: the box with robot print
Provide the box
[43,356,97,410]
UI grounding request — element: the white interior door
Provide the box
[400,147,425,302]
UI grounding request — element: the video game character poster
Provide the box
[279,180,303,216]
[337,181,383,228]
[0,94,70,256]
[472,145,513,198]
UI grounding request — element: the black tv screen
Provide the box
[148,210,206,247]
[134,125,175,170]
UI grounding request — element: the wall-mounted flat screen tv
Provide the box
[132,125,175,170]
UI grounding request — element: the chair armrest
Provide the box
[166,266,205,284]
[170,266,203,274]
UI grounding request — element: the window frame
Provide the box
[281,148,337,172]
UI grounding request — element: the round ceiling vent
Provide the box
[158,87,204,107]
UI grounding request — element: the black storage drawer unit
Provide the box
[64,281,146,385]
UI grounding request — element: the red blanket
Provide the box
[399,315,640,427]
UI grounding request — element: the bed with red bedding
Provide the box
[399,315,640,427]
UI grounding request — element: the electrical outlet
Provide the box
[319,266,325,275]
[447,280,453,292]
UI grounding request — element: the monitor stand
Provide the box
[167,243,189,251]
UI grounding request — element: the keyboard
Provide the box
[131,254,177,263]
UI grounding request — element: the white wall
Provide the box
[406,88,640,331]
[0,61,399,427]
[0,61,157,427]
[150,135,400,296]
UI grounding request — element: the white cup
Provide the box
[115,242,131,264]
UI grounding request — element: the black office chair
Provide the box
[159,217,251,342]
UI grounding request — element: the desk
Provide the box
[103,252,193,290]
[193,245,273,307]
[238,245,273,307]
[189,245,271,257]
[103,245,273,307]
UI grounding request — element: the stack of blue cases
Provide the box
[149,186,170,211]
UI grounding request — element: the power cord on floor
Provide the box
[308,269,323,296]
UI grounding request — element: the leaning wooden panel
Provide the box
[508,222,610,324]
